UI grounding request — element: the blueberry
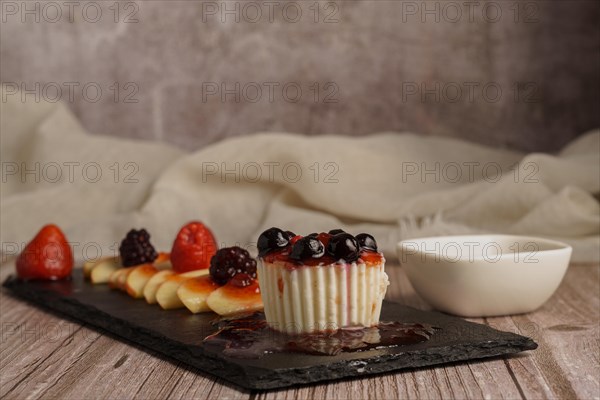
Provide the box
[290,237,325,260]
[307,232,319,238]
[356,233,378,251]
[328,229,345,235]
[257,227,289,256]
[327,233,359,262]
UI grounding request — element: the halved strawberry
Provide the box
[170,221,217,273]
[16,224,74,280]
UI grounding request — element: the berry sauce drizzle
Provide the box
[203,312,435,359]
[262,248,384,268]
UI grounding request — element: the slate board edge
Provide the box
[2,276,257,390]
[2,276,537,391]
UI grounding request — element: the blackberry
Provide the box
[257,227,289,256]
[356,233,378,251]
[290,237,325,261]
[119,229,158,267]
[326,233,359,262]
[210,246,257,285]
[328,229,345,235]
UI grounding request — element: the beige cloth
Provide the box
[1,97,599,264]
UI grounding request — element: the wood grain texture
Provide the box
[1,262,598,399]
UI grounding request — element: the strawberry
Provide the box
[170,221,217,273]
[16,224,74,280]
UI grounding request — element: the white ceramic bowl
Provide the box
[397,235,572,317]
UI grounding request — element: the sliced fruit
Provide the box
[125,264,158,298]
[144,270,175,304]
[206,278,263,316]
[108,267,135,290]
[180,269,211,278]
[109,253,170,295]
[156,275,189,310]
[177,275,220,313]
[90,257,122,284]
[156,269,210,310]
[108,267,124,288]
[108,269,120,288]
[117,267,136,290]
[83,258,100,278]
[108,267,125,288]
[154,252,172,270]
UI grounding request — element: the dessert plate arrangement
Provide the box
[3,271,537,390]
[4,222,538,390]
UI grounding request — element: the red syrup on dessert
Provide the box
[262,248,384,269]
[203,312,435,359]
[219,278,261,300]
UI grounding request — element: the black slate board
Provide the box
[3,270,537,390]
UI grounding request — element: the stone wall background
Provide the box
[1,0,599,152]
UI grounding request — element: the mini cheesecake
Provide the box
[257,229,389,334]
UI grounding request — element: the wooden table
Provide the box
[1,261,598,399]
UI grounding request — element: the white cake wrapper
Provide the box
[258,259,389,334]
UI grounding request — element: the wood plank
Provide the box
[512,265,599,400]
[1,290,251,400]
[391,262,600,399]
[0,293,86,398]
[479,264,599,399]
[386,264,526,400]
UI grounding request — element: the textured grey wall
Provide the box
[1,0,599,152]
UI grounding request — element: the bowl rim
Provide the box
[397,234,572,263]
